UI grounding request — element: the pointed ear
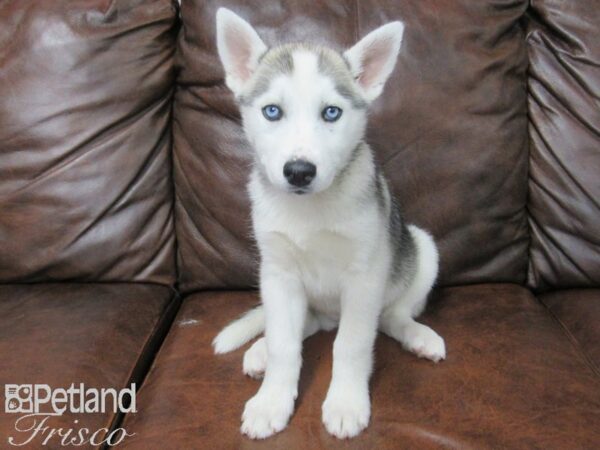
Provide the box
[216,8,267,95]
[344,21,405,102]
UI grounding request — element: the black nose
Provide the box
[283,160,317,188]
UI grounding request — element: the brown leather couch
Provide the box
[1,1,599,448]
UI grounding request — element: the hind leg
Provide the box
[379,225,446,363]
[380,311,446,362]
[379,279,446,363]
[243,309,321,378]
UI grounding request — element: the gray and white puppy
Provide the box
[212,8,445,440]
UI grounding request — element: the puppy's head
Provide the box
[216,8,404,194]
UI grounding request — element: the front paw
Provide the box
[241,389,295,439]
[322,385,370,439]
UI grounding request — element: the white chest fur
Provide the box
[249,171,387,318]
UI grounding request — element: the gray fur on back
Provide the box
[372,164,417,283]
[388,195,417,283]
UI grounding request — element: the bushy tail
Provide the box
[212,306,265,354]
[406,225,439,318]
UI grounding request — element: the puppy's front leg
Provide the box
[322,274,384,439]
[241,263,306,439]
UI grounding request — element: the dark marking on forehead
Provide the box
[239,45,295,106]
[334,83,368,109]
[239,43,367,109]
[317,49,368,109]
[341,54,353,71]
[267,48,295,73]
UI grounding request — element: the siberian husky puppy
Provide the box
[212,8,446,440]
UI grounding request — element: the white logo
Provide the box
[5,385,33,414]
[3,383,136,447]
[4,383,136,415]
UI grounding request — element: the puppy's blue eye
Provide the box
[262,104,283,121]
[322,106,342,122]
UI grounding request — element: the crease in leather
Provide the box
[0,0,178,284]
[65,98,173,251]
[537,295,600,379]
[526,0,600,290]
[101,289,182,450]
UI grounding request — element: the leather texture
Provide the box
[173,0,530,293]
[527,0,600,291]
[540,289,600,376]
[0,0,178,285]
[119,286,600,449]
[0,283,175,448]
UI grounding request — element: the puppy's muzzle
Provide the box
[283,160,316,189]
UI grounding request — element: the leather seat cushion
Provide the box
[0,283,176,448]
[119,285,600,449]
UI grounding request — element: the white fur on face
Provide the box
[241,50,367,194]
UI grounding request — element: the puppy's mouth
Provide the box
[290,187,310,195]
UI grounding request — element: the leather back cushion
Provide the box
[527,0,600,291]
[174,0,530,292]
[0,0,177,284]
